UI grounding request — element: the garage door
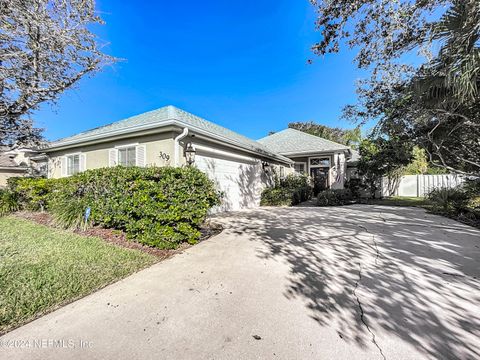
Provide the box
[195,153,265,212]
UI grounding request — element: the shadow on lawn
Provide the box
[221,205,480,360]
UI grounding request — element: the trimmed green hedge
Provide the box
[7,177,55,211]
[260,174,312,206]
[0,189,19,216]
[4,167,221,249]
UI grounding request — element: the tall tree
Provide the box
[0,0,114,147]
[357,137,413,198]
[288,121,362,148]
[311,0,480,175]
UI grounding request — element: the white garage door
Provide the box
[195,153,265,212]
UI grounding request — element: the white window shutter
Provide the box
[109,149,118,167]
[61,156,67,177]
[80,154,86,172]
[136,145,146,167]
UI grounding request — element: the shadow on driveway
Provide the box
[220,205,480,360]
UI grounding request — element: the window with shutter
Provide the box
[136,145,146,167]
[118,147,136,167]
[66,154,80,175]
[109,149,118,167]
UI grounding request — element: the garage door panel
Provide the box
[196,154,264,212]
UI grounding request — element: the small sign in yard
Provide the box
[84,207,91,230]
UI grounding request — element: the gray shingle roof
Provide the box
[0,152,29,168]
[48,106,292,163]
[258,128,350,155]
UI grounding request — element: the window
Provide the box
[294,163,306,174]
[310,158,330,167]
[279,166,285,179]
[67,154,80,175]
[118,147,136,167]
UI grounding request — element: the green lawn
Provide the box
[0,216,156,334]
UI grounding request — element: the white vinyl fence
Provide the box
[381,174,465,198]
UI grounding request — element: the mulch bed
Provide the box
[14,211,223,259]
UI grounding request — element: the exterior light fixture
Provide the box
[184,142,196,166]
[262,161,270,170]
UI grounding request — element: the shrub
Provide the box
[260,174,312,206]
[0,189,19,216]
[48,166,221,249]
[279,173,310,189]
[427,187,470,212]
[317,189,354,206]
[344,178,363,198]
[7,177,55,211]
[464,179,480,210]
[260,188,295,206]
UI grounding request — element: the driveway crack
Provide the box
[353,263,387,360]
[358,225,381,265]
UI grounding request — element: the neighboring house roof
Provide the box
[0,154,17,167]
[257,128,351,156]
[0,153,28,170]
[47,106,292,164]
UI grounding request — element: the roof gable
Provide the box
[258,128,350,155]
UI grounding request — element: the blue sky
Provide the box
[35,0,367,141]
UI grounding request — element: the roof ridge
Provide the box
[52,106,173,143]
[284,128,349,148]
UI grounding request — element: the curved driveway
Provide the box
[1,205,479,359]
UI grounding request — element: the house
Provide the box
[258,129,354,194]
[44,106,355,210]
[0,147,48,187]
[44,106,293,211]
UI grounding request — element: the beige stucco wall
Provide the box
[0,169,28,188]
[47,133,175,178]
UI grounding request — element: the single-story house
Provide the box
[0,147,48,187]
[43,106,355,211]
[258,129,354,194]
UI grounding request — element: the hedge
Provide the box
[260,174,312,206]
[3,166,221,249]
[7,177,55,211]
[317,189,354,206]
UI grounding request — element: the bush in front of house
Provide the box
[4,167,221,249]
[7,177,55,211]
[260,174,312,206]
[316,188,354,206]
[0,188,19,216]
[47,166,221,249]
[260,187,295,206]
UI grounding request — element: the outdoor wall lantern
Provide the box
[262,161,270,170]
[184,142,196,165]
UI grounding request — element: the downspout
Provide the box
[174,127,189,167]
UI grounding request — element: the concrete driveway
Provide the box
[1,205,479,360]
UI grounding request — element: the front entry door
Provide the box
[310,167,329,195]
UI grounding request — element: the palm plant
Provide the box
[408,0,480,175]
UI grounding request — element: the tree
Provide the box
[310,0,447,70]
[357,137,413,198]
[0,0,114,147]
[312,0,480,175]
[402,147,429,175]
[288,121,362,149]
